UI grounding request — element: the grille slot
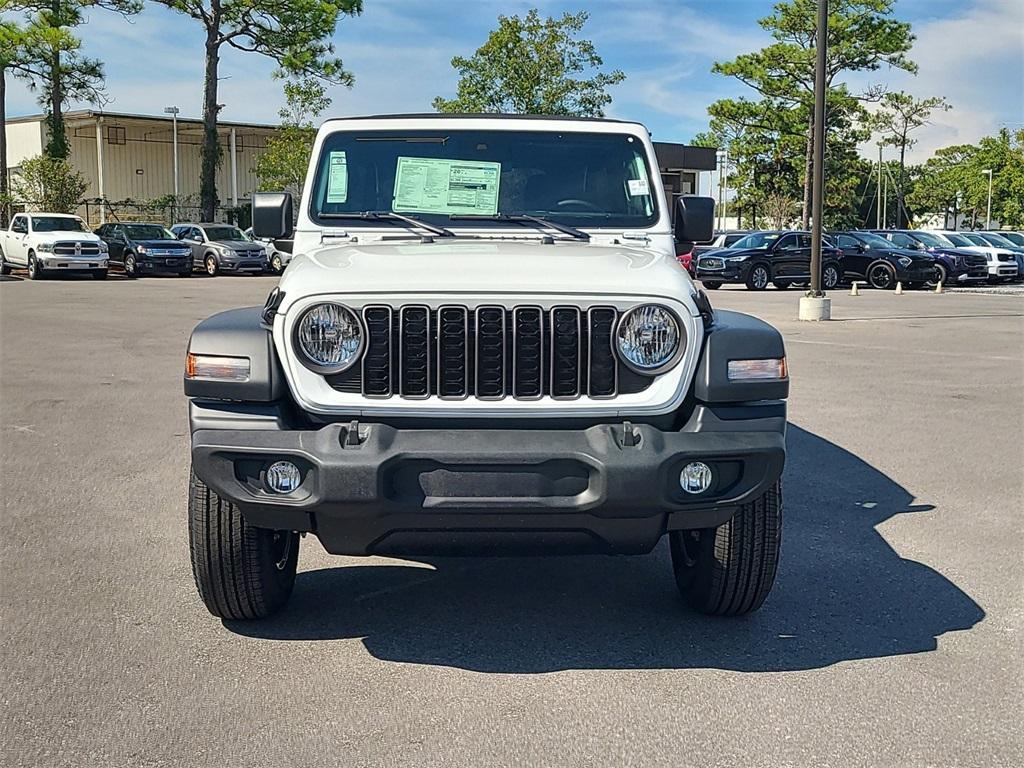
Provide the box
[399,306,430,397]
[328,304,648,401]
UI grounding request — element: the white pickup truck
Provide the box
[0,212,109,280]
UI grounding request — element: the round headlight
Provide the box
[615,304,683,374]
[295,303,363,373]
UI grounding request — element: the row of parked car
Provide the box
[0,212,292,280]
[682,228,1024,291]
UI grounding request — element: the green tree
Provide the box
[433,9,625,116]
[710,0,916,227]
[254,76,331,197]
[871,91,950,227]
[154,0,363,221]
[5,2,140,159]
[11,153,87,211]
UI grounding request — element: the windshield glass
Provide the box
[1001,232,1024,246]
[913,231,951,248]
[855,232,893,249]
[963,233,988,246]
[125,225,175,240]
[33,216,86,233]
[942,232,973,247]
[729,232,781,250]
[309,129,657,229]
[204,226,247,241]
[979,233,1014,247]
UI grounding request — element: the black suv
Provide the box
[830,230,938,290]
[695,230,843,291]
[95,222,193,277]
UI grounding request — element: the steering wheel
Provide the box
[553,198,603,212]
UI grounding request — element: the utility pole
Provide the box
[881,162,887,228]
[982,169,993,228]
[876,144,882,229]
[716,150,725,230]
[722,147,729,229]
[799,0,830,321]
[164,106,180,223]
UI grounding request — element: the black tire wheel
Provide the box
[27,252,43,280]
[271,254,284,274]
[123,253,138,278]
[92,270,108,280]
[670,480,782,616]
[823,264,841,290]
[0,249,11,275]
[927,263,947,287]
[702,281,721,290]
[867,262,896,290]
[772,280,791,290]
[205,254,219,276]
[188,469,299,620]
[745,264,770,291]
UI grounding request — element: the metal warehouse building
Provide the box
[3,109,280,225]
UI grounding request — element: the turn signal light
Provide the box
[185,353,251,381]
[727,357,788,381]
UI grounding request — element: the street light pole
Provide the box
[876,144,882,229]
[808,0,828,297]
[722,147,729,229]
[164,106,179,223]
[982,169,993,229]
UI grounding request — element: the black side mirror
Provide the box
[673,195,715,247]
[252,192,294,239]
[857,243,867,253]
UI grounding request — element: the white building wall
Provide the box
[4,120,45,168]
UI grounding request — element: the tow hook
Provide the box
[342,420,365,447]
[620,421,642,448]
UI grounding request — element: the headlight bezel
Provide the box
[292,302,365,375]
[897,256,912,268]
[37,242,55,253]
[614,303,686,376]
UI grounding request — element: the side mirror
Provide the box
[673,195,715,247]
[252,192,294,240]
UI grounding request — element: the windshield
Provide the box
[204,226,248,241]
[855,232,893,249]
[729,232,781,250]
[913,231,952,248]
[942,232,973,247]
[309,129,657,230]
[125,225,175,240]
[33,216,86,233]
[979,233,1015,247]
[1001,232,1024,246]
[963,233,988,246]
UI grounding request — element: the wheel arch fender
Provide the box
[692,309,788,403]
[185,307,286,402]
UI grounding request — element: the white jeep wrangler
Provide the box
[184,114,788,620]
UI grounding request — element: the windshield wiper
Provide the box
[319,210,455,238]
[449,213,590,241]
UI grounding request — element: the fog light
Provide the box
[680,462,713,494]
[265,461,301,494]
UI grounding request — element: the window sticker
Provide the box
[326,151,348,203]
[393,157,501,215]
[628,178,650,196]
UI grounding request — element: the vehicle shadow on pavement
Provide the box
[227,424,985,672]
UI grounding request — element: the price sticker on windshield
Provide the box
[326,151,348,203]
[393,157,501,215]
[628,178,650,196]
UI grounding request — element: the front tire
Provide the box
[927,263,947,287]
[270,254,284,274]
[188,469,299,619]
[823,263,841,290]
[867,262,896,290]
[670,480,782,616]
[204,254,219,276]
[745,264,770,291]
[0,248,11,275]
[702,281,722,290]
[27,252,43,280]
[123,253,138,278]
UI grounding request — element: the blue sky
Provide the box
[5,0,1023,162]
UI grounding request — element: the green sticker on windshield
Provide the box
[326,151,348,203]
[393,157,500,215]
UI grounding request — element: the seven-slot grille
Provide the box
[338,304,624,400]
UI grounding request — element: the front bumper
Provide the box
[139,254,190,271]
[221,258,267,273]
[696,261,747,283]
[41,255,108,271]
[955,268,989,282]
[190,402,786,556]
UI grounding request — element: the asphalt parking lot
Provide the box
[1,272,1022,767]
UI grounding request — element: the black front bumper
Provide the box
[139,256,190,272]
[190,402,786,556]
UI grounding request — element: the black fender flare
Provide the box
[692,309,788,403]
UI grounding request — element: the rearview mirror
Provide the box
[252,192,294,240]
[673,196,715,247]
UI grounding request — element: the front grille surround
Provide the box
[280,295,700,417]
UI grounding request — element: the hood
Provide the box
[217,240,264,252]
[135,239,189,249]
[45,231,101,242]
[882,248,934,262]
[278,239,692,309]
